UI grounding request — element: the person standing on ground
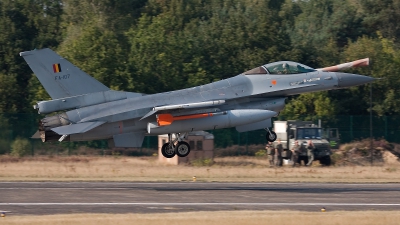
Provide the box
[266,142,275,167]
[291,141,300,167]
[306,140,315,166]
[275,139,283,167]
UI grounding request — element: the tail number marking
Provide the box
[55,74,70,80]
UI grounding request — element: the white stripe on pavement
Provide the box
[0,203,399,206]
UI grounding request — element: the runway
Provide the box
[1,182,400,215]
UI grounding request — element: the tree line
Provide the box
[1,0,399,124]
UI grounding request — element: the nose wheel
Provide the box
[265,128,277,142]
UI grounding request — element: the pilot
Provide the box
[266,142,275,167]
[282,63,290,74]
[306,140,315,166]
[272,66,280,74]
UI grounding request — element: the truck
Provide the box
[273,120,338,166]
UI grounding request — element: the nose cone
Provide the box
[336,72,375,88]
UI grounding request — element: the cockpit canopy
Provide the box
[243,61,315,75]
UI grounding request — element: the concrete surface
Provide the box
[1,182,400,215]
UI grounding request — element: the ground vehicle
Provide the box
[273,120,334,166]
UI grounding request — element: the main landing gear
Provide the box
[161,133,191,158]
[265,128,277,142]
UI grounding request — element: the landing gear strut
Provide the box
[265,128,277,142]
[161,133,191,158]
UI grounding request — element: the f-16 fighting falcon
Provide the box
[21,49,374,158]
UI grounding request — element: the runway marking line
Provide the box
[1,203,400,206]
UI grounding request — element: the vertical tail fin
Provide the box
[20,48,109,99]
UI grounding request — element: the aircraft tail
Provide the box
[20,48,109,99]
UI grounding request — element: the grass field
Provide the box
[1,155,399,182]
[2,211,400,225]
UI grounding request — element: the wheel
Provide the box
[175,141,191,157]
[320,156,331,166]
[161,142,176,158]
[266,131,277,142]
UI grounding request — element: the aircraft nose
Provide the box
[335,72,375,88]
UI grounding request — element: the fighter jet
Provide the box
[21,49,375,158]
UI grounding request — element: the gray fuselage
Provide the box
[67,70,343,141]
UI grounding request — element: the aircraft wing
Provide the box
[140,84,318,120]
[51,121,106,135]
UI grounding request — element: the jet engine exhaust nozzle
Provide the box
[38,113,70,142]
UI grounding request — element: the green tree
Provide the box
[280,92,337,120]
[0,0,63,113]
[342,35,400,115]
[360,0,400,46]
[59,0,148,91]
[127,0,292,94]
[290,0,363,48]
[58,25,130,90]
[10,137,32,157]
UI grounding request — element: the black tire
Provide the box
[266,131,277,142]
[175,141,191,157]
[161,143,176,158]
[320,156,331,166]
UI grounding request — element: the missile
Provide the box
[153,100,225,111]
[140,100,226,120]
[317,58,369,72]
[147,109,277,134]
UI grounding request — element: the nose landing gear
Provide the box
[160,133,191,158]
[265,128,277,142]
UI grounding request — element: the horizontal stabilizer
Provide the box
[113,132,145,148]
[51,121,106,135]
